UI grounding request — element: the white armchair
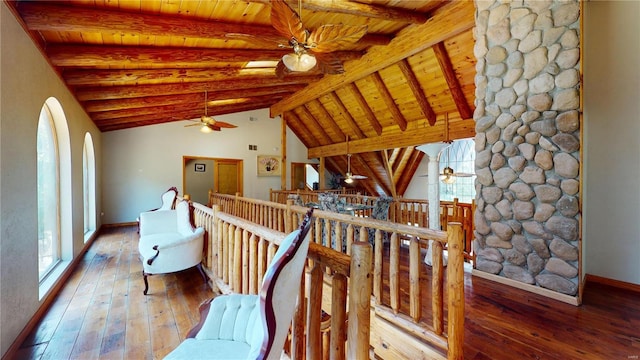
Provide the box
[137,186,178,232]
[138,199,205,295]
[164,208,314,360]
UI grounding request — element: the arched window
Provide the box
[37,98,71,289]
[37,103,61,279]
[83,133,96,241]
[439,138,476,203]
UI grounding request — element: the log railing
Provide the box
[205,193,465,359]
[189,200,375,359]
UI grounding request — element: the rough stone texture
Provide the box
[534,184,562,203]
[529,238,551,258]
[557,195,579,217]
[527,253,545,275]
[478,247,505,263]
[545,258,578,278]
[504,265,535,284]
[534,203,556,222]
[552,133,580,152]
[513,200,535,220]
[536,274,578,295]
[549,237,578,261]
[477,257,503,274]
[474,0,581,297]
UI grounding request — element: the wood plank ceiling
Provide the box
[8,0,477,197]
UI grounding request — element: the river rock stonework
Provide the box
[473,0,581,296]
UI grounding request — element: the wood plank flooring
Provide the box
[14,226,640,360]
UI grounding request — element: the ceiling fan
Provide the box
[343,136,367,184]
[228,0,367,77]
[184,91,238,133]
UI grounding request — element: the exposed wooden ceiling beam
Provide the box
[308,116,475,158]
[285,111,319,148]
[353,153,391,196]
[381,150,398,198]
[347,83,382,136]
[272,0,430,24]
[95,99,276,127]
[397,59,437,125]
[306,100,345,142]
[293,107,333,145]
[75,75,322,101]
[432,42,473,120]
[370,72,407,131]
[326,92,365,140]
[397,149,425,196]
[270,0,475,116]
[47,45,363,68]
[84,85,305,112]
[91,94,282,121]
[17,2,388,48]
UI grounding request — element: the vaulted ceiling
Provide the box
[7,0,477,196]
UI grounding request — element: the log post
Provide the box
[292,273,306,360]
[390,232,399,314]
[286,199,294,233]
[347,241,372,359]
[409,236,421,322]
[241,229,249,294]
[446,223,464,360]
[306,263,323,359]
[373,229,382,305]
[233,226,242,291]
[210,205,220,278]
[432,240,444,335]
[330,273,347,360]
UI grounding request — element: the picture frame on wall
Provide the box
[194,163,206,172]
[257,155,281,176]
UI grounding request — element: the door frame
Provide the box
[182,156,243,200]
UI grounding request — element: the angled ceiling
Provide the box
[7,0,477,196]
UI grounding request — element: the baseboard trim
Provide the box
[1,226,103,360]
[584,274,640,293]
[102,221,137,227]
[472,269,580,306]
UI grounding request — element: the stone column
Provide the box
[473,0,581,296]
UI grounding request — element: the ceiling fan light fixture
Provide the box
[200,125,213,133]
[282,52,317,72]
[344,174,354,184]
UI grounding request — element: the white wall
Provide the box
[583,1,640,285]
[0,3,102,356]
[404,156,429,200]
[102,109,310,224]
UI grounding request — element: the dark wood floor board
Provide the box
[15,225,639,360]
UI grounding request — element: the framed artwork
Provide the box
[194,163,206,172]
[257,155,281,176]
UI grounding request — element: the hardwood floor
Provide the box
[14,226,640,360]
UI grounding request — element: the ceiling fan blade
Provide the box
[208,125,222,131]
[213,121,237,128]
[315,53,344,74]
[184,123,202,127]
[350,174,367,180]
[453,172,476,177]
[270,0,307,42]
[308,24,368,53]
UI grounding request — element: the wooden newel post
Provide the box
[446,222,464,360]
[347,241,372,359]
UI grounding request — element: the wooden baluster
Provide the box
[373,229,382,305]
[409,237,421,322]
[447,223,464,360]
[249,233,258,294]
[390,232,399,314]
[330,273,347,360]
[347,242,372,359]
[292,272,306,360]
[257,237,267,283]
[432,240,444,335]
[324,218,331,249]
[306,263,323,360]
[233,226,242,292]
[222,222,230,283]
[241,229,249,294]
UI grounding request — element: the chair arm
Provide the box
[154,227,205,251]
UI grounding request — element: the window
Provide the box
[83,133,96,240]
[439,138,476,203]
[37,103,61,280]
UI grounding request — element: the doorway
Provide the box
[291,162,318,190]
[183,156,243,205]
